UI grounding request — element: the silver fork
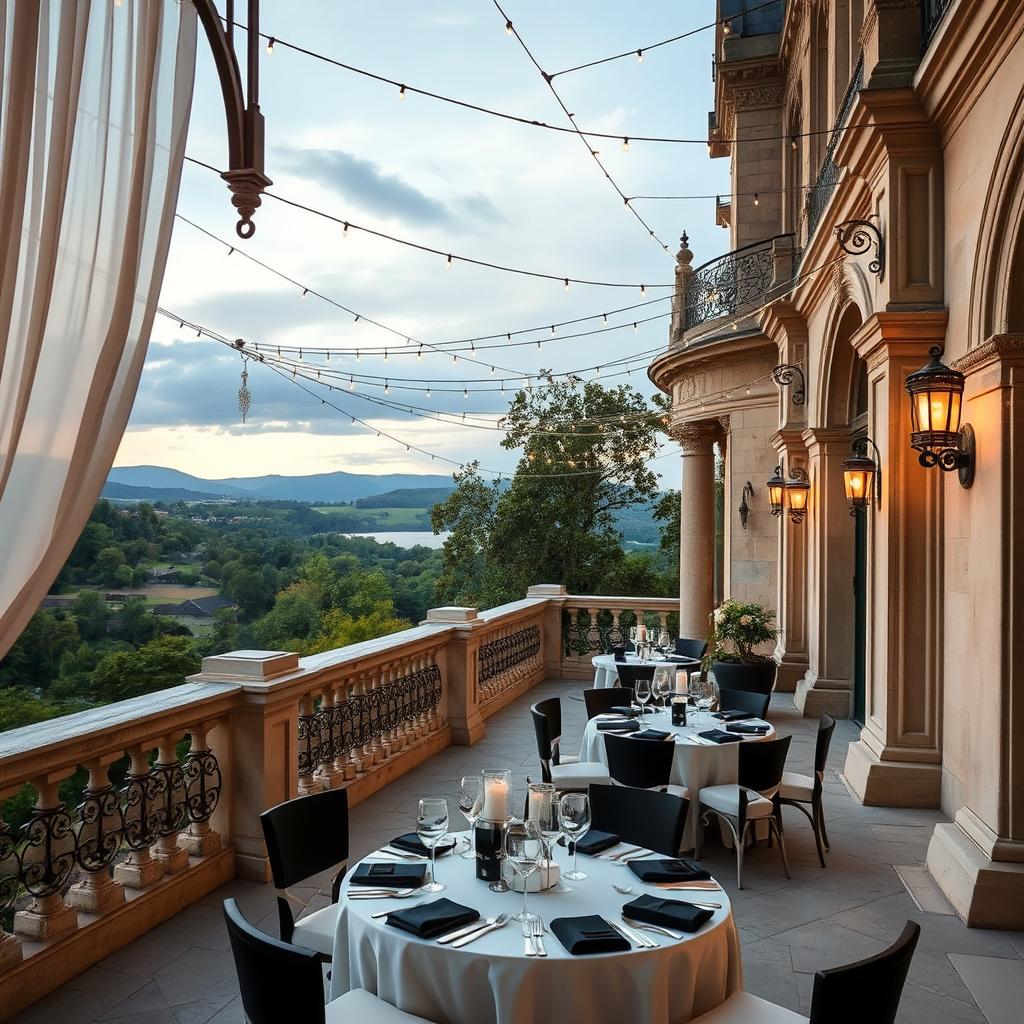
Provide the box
[530,917,547,957]
[600,845,642,861]
[612,883,721,910]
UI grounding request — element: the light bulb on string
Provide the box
[550,325,556,335]
[446,253,453,269]
[753,193,760,206]
[633,322,638,332]
[490,366,495,376]
[343,222,349,236]
[384,380,390,394]
[505,19,513,34]
[537,340,542,351]
[636,48,644,62]
[722,20,732,36]
[301,288,308,297]
[622,137,630,152]
[563,279,570,292]
[463,388,468,399]
[603,313,608,323]
[398,85,407,100]
[426,386,431,398]
[384,349,389,362]
[266,36,275,54]
[417,347,422,361]
[348,376,354,390]
[640,284,646,296]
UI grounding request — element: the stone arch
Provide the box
[815,263,868,426]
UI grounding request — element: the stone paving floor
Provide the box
[13,681,1024,1023]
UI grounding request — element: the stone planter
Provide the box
[712,659,777,695]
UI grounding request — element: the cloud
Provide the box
[278,147,501,228]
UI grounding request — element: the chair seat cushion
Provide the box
[691,990,808,1023]
[779,771,814,802]
[292,902,340,956]
[326,988,433,1023]
[558,753,580,765]
[699,784,774,820]
[551,761,611,790]
[666,784,691,800]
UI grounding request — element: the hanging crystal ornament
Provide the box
[238,364,252,423]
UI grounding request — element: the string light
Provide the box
[753,193,760,206]
[564,278,570,292]
[266,36,275,54]
[505,19,513,34]
[640,284,646,296]
[636,49,644,63]
[622,137,630,152]
[446,253,453,269]
[398,84,407,100]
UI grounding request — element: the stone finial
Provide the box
[676,231,693,269]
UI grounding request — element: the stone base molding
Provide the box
[927,818,1024,930]
[774,653,809,693]
[844,738,942,808]
[794,675,852,718]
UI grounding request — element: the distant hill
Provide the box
[107,466,455,504]
[354,486,455,509]
[101,481,233,502]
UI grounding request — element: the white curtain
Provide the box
[0,0,197,659]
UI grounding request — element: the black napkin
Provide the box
[597,719,640,733]
[714,710,755,722]
[627,857,712,883]
[622,894,713,933]
[386,897,479,939]
[726,722,770,735]
[665,655,701,666]
[574,829,620,855]
[698,728,743,744]
[350,861,426,889]
[609,705,639,717]
[612,646,627,662]
[390,832,457,856]
[633,728,671,741]
[550,914,630,955]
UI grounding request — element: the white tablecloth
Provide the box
[580,708,776,851]
[330,832,742,1024]
[591,654,697,689]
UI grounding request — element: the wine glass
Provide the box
[527,781,561,888]
[458,775,484,860]
[559,792,591,881]
[416,797,448,893]
[635,677,652,723]
[488,820,510,893]
[505,820,543,923]
[652,667,672,710]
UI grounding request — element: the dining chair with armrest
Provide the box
[717,687,770,721]
[583,686,635,720]
[674,637,708,661]
[779,714,836,867]
[603,732,677,792]
[531,698,610,792]
[588,782,688,856]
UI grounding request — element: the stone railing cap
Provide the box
[197,649,300,681]
[425,606,478,623]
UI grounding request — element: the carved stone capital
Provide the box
[733,84,784,112]
[671,420,724,454]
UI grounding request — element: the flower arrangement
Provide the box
[708,599,778,664]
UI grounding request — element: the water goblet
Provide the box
[416,797,449,893]
[458,775,484,860]
[635,677,652,723]
[505,820,543,923]
[558,792,591,881]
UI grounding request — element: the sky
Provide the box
[115,0,730,481]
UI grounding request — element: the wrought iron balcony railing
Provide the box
[806,53,864,243]
[684,234,796,331]
[922,0,953,48]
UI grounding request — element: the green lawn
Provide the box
[312,506,431,529]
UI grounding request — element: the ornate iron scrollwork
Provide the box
[122,771,164,851]
[834,219,885,280]
[772,363,806,405]
[150,760,187,838]
[76,785,125,873]
[0,818,22,915]
[21,806,77,898]
[183,749,222,824]
[479,626,541,682]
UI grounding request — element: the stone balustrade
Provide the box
[0,585,673,1020]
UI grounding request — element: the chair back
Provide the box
[531,698,563,781]
[588,783,688,855]
[815,713,837,776]
[260,788,349,942]
[583,687,634,720]
[616,663,656,689]
[604,733,674,790]
[223,898,326,1024]
[718,687,770,720]
[675,637,708,660]
[809,921,920,1024]
[738,735,791,797]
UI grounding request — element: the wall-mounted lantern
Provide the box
[904,346,975,488]
[842,437,881,515]
[767,463,810,524]
[767,466,787,517]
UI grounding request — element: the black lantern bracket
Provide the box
[835,219,885,281]
[918,425,975,487]
[771,363,806,406]
[852,436,883,512]
[194,0,272,238]
[738,481,755,530]
[784,466,810,525]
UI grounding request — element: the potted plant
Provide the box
[707,599,779,694]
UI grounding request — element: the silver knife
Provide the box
[437,917,495,944]
[450,918,507,948]
[618,917,658,947]
[522,921,536,957]
[610,920,651,948]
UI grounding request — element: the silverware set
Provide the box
[612,882,721,911]
[523,917,547,956]
[347,886,424,900]
[440,912,512,948]
[599,845,653,863]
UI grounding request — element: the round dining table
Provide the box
[591,653,701,689]
[579,706,776,851]
[329,831,742,1024]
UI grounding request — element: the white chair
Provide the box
[531,697,610,791]
[326,989,433,1023]
[779,714,836,867]
[691,991,807,1022]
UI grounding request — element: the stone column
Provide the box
[843,312,946,807]
[675,422,722,640]
[427,607,486,745]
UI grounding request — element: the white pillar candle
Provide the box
[482,777,509,821]
[638,624,648,643]
[527,788,544,821]
[675,670,689,694]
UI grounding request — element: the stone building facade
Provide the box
[649,0,1024,928]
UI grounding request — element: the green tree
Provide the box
[224,567,275,619]
[431,465,499,606]
[92,634,200,703]
[70,590,110,642]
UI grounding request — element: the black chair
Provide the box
[223,898,429,1024]
[780,713,837,867]
[691,921,921,1024]
[675,637,708,660]
[260,788,349,956]
[583,686,634,720]
[603,732,675,791]
[615,663,656,689]
[695,735,792,888]
[531,697,609,791]
[588,782,688,856]
[718,687,771,720]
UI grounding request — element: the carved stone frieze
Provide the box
[734,84,785,112]
[954,334,1024,374]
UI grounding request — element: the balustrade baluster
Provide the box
[151,736,189,875]
[368,670,384,765]
[0,809,21,969]
[585,608,601,653]
[355,677,372,774]
[332,682,357,781]
[115,746,165,889]
[315,688,341,789]
[13,777,78,941]
[658,611,670,637]
[179,723,223,856]
[67,757,126,913]
[298,693,321,795]
[382,665,399,757]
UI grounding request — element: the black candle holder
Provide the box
[475,819,506,883]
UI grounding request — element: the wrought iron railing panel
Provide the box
[806,54,864,242]
[478,625,541,683]
[922,0,953,48]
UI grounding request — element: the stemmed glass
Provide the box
[505,820,543,923]
[527,782,562,889]
[416,797,449,893]
[558,792,591,881]
[488,821,510,893]
[635,677,652,723]
[458,775,484,860]
[652,667,672,710]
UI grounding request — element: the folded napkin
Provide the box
[610,705,639,718]
[622,894,714,933]
[597,719,640,733]
[550,914,630,955]
[726,722,770,735]
[665,655,701,665]
[633,728,672,741]
[389,832,457,857]
[574,829,620,855]
[350,861,426,889]
[714,710,755,722]
[698,728,743,744]
[386,897,479,939]
[627,857,712,884]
